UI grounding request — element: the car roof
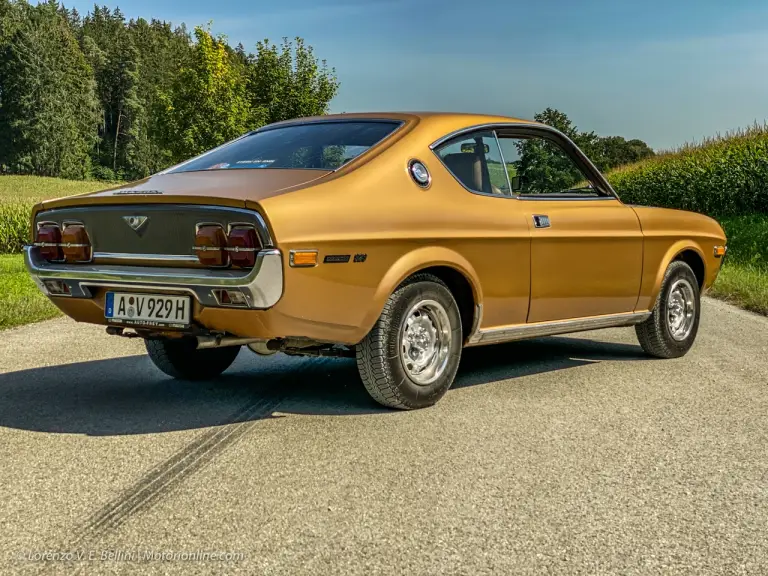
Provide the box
[260,112,543,145]
[263,111,540,128]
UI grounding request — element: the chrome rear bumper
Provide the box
[24,246,283,309]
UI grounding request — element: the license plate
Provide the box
[105,292,191,328]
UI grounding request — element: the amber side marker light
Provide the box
[714,245,727,258]
[289,250,318,268]
[194,224,228,267]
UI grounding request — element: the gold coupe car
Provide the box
[26,112,727,409]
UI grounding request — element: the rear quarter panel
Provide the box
[631,206,726,311]
[254,124,531,344]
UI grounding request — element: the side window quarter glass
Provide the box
[435,131,510,196]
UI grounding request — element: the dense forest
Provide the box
[0,0,339,181]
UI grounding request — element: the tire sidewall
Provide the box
[385,281,463,407]
[656,262,701,356]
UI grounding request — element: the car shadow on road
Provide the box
[0,336,647,436]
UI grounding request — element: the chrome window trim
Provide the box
[430,122,620,201]
[492,131,513,195]
[24,246,284,310]
[517,195,617,202]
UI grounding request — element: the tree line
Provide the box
[0,0,339,181]
[529,108,655,173]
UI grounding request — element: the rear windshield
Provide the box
[166,121,402,173]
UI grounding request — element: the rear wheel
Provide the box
[356,274,463,410]
[635,260,701,358]
[145,337,241,380]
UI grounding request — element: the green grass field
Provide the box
[0,254,61,330]
[0,175,114,254]
[0,175,111,206]
[0,176,115,329]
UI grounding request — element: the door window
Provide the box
[496,135,598,197]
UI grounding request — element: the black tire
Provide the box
[635,260,701,359]
[145,337,241,380]
[356,273,463,410]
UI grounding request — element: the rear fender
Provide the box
[357,247,483,341]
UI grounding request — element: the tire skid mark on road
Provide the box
[68,357,329,551]
[74,396,283,543]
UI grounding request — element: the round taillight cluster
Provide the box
[194,224,261,268]
[35,223,92,263]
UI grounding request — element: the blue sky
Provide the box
[65,0,768,150]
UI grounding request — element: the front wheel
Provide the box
[145,337,241,380]
[356,274,463,410]
[635,260,701,358]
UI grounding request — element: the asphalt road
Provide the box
[0,297,766,575]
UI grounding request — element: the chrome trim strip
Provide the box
[192,246,259,253]
[94,252,200,264]
[34,242,90,248]
[493,131,512,193]
[24,246,283,310]
[517,196,616,202]
[466,311,652,346]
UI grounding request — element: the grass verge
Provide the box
[0,254,61,330]
[708,263,768,316]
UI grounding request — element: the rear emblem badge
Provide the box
[123,216,148,233]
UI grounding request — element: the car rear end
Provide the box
[24,116,407,347]
[26,200,282,334]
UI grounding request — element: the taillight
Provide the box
[227,226,260,268]
[61,224,92,263]
[35,223,63,262]
[194,224,228,267]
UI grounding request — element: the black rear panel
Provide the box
[34,205,269,263]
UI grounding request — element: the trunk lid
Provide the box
[40,169,333,210]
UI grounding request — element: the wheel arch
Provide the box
[646,241,707,310]
[358,247,482,344]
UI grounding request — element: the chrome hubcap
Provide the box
[400,299,452,385]
[667,278,696,341]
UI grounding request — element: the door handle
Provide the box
[533,215,551,228]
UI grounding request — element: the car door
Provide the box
[496,128,643,323]
[432,129,531,329]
